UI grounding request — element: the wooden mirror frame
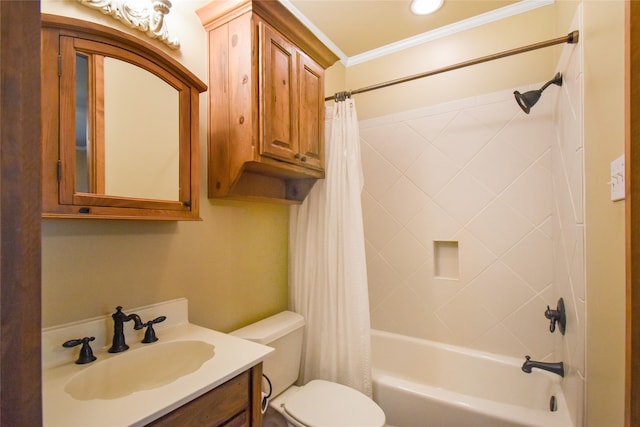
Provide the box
[41,14,207,220]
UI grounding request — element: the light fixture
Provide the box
[410,0,444,15]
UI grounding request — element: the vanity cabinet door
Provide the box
[147,364,263,427]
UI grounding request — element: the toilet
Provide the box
[231,311,386,427]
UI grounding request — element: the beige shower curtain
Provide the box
[289,97,372,397]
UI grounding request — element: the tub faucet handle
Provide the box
[544,298,566,335]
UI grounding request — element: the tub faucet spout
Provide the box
[108,306,143,353]
[521,355,564,377]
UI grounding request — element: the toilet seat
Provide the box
[282,380,385,427]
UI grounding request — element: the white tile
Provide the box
[568,148,584,224]
[466,198,533,256]
[436,287,498,343]
[376,285,432,337]
[361,192,402,252]
[366,252,401,311]
[433,110,495,168]
[503,229,553,292]
[434,170,495,225]
[379,229,431,280]
[539,216,553,239]
[406,262,464,312]
[500,112,553,164]
[378,176,430,226]
[466,127,538,194]
[406,110,457,143]
[570,225,586,301]
[360,122,427,172]
[361,142,401,201]
[405,143,460,198]
[454,230,498,285]
[465,261,534,321]
[405,198,462,247]
[464,98,517,134]
[500,158,552,226]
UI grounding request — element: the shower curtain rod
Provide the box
[326,30,579,102]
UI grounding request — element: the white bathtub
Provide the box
[371,330,573,427]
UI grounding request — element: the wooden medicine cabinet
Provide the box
[197,0,339,204]
[41,14,207,220]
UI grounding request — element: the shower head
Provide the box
[513,72,563,114]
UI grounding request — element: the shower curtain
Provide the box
[289,97,372,397]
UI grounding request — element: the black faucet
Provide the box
[521,355,564,377]
[108,306,143,353]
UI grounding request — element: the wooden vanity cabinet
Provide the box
[147,364,263,427]
[197,0,339,204]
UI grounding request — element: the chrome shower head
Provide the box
[513,72,563,114]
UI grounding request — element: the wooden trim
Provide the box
[0,1,43,425]
[627,1,640,425]
[250,363,264,426]
[41,14,206,92]
[93,55,106,194]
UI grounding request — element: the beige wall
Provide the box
[579,2,626,427]
[41,0,289,332]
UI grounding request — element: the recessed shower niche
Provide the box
[434,240,459,280]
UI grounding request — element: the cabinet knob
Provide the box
[238,115,245,124]
[301,156,307,162]
[294,153,301,159]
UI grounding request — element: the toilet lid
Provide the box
[283,380,385,427]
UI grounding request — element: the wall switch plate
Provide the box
[610,155,625,201]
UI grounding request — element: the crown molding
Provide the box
[281,0,554,67]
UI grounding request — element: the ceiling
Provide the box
[284,0,543,63]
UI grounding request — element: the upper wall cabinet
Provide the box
[197,0,339,204]
[41,14,207,220]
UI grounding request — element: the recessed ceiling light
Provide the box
[410,0,444,15]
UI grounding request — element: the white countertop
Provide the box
[42,299,273,427]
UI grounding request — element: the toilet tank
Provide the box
[231,311,305,398]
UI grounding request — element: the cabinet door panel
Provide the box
[298,52,324,170]
[260,23,299,162]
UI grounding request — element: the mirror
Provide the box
[41,14,207,220]
[74,54,180,200]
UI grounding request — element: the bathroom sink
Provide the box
[64,340,215,400]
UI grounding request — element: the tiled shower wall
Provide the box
[359,8,584,425]
[360,89,557,359]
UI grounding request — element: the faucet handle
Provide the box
[141,316,166,343]
[544,298,566,335]
[63,337,97,364]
